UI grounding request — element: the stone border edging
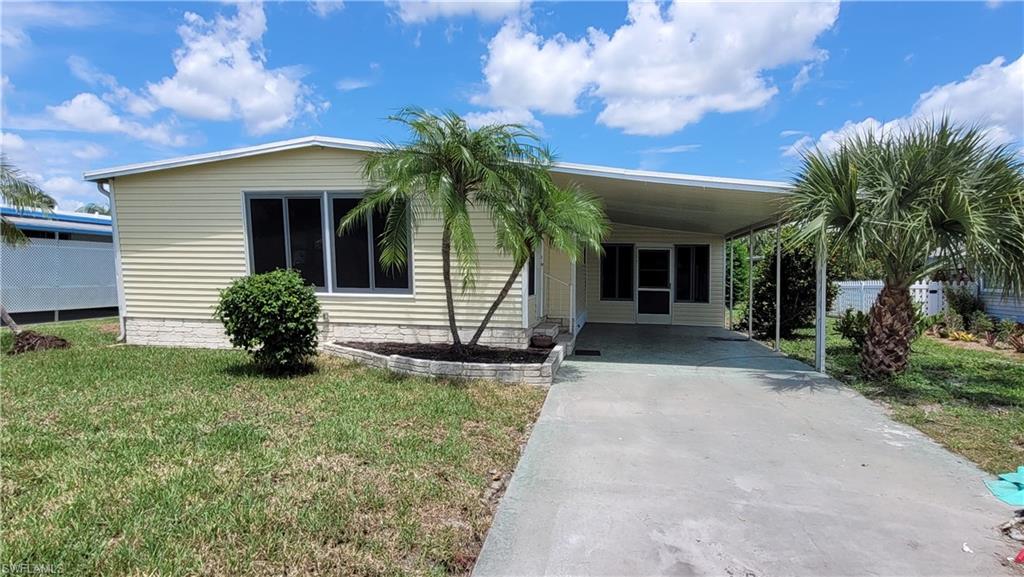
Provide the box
[321,342,564,387]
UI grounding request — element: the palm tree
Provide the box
[789,118,1024,378]
[469,175,607,345]
[340,107,552,352]
[1,156,56,333]
[76,202,110,216]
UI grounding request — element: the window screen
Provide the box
[287,198,325,288]
[675,245,710,303]
[371,209,410,289]
[600,244,634,300]
[528,251,536,296]
[332,198,371,289]
[249,198,287,274]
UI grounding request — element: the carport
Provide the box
[474,324,1013,576]
[544,164,830,373]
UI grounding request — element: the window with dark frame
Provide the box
[528,251,536,296]
[675,244,710,303]
[246,194,411,293]
[600,243,634,301]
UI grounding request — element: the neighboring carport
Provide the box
[473,324,1014,576]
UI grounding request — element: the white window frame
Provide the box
[242,190,414,297]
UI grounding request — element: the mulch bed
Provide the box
[339,341,552,364]
[8,330,71,355]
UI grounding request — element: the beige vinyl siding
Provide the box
[586,222,726,327]
[543,242,572,323]
[575,256,587,318]
[113,147,523,329]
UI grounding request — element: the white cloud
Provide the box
[473,1,839,136]
[1,2,102,50]
[640,144,701,154]
[147,2,327,135]
[780,134,815,158]
[309,1,344,18]
[463,108,539,129]
[336,78,372,92]
[472,22,593,116]
[780,130,806,138]
[390,0,528,24]
[792,54,1024,157]
[68,55,158,117]
[46,93,187,147]
[0,132,109,210]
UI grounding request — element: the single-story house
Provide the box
[1,207,118,324]
[83,136,792,351]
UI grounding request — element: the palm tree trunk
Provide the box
[861,283,915,378]
[440,226,463,350]
[1,305,20,334]
[469,261,525,346]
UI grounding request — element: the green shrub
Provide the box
[744,239,837,339]
[836,309,869,351]
[997,319,1019,342]
[944,284,984,326]
[214,269,321,373]
[914,310,941,340]
[967,310,994,334]
[936,310,964,338]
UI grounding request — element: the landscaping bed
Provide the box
[776,319,1024,474]
[340,342,552,364]
[1,319,546,576]
[325,341,565,386]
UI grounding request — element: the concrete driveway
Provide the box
[474,324,1015,577]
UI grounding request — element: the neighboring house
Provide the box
[83,136,789,349]
[0,207,118,324]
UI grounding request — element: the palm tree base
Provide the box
[860,284,914,379]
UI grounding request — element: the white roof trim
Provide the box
[83,134,790,194]
[83,136,382,181]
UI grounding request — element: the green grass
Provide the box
[777,319,1024,474]
[1,319,546,576]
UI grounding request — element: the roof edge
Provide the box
[84,135,791,194]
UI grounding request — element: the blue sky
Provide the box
[2,1,1022,210]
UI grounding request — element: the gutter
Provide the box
[96,180,127,342]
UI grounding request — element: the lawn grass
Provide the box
[777,319,1024,474]
[1,319,547,576]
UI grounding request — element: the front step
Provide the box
[531,321,561,339]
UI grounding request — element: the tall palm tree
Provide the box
[1,156,56,333]
[469,175,607,345]
[340,107,551,351]
[789,118,1024,378]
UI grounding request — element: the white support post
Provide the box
[747,229,754,340]
[728,238,734,330]
[774,221,781,352]
[815,237,827,372]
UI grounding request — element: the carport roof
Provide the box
[83,135,790,236]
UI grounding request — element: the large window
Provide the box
[675,245,710,303]
[246,193,410,294]
[600,244,634,301]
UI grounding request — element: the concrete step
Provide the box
[531,321,560,338]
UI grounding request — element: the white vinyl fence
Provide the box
[1,238,117,313]
[831,281,969,317]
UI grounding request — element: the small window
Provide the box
[675,245,710,303]
[528,250,536,296]
[287,198,325,288]
[22,229,55,240]
[600,244,634,301]
[61,233,112,243]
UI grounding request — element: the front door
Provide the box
[636,248,672,324]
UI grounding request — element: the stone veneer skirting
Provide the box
[321,342,564,387]
[124,318,530,350]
